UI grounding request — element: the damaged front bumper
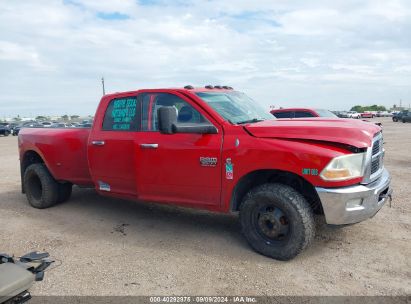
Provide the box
[316,168,392,225]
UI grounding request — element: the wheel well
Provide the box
[21,151,44,193]
[231,169,323,214]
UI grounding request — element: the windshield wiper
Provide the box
[236,118,265,125]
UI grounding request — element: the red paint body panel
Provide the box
[244,118,380,148]
[18,128,92,186]
[18,88,381,213]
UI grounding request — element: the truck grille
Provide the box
[372,140,380,155]
[371,158,380,174]
[370,132,384,176]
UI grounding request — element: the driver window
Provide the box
[142,93,206,131]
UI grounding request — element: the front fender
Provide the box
[220,136,359,212]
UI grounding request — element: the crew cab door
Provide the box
[136,91,223,208]
[88,94,141,196]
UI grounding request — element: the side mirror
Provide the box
[157,106,218,135]
[158,106,177,134]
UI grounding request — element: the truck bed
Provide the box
[18,127,93,186]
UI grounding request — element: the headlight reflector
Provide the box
[320,153,366,181]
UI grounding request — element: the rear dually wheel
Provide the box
[24,164,60,209]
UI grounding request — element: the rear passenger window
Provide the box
[102,97,141,131]
[294,111,314,118]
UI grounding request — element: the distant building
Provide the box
[391,103,411,112]
[390,106,410,111]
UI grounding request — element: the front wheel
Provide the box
[393,117,398,122]
[240,183,315,260]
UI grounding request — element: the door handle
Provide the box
[140,143,159,149]
[92,140,105,146]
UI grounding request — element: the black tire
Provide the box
[393,117,398,122]
[24,163,59,209]
[402,119,406,123]
[4,131,9,136]
[240,183,315,261]
[57,183,72,203]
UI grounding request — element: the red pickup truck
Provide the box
[18,86,392,260]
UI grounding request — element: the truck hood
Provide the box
[244,118,381,148]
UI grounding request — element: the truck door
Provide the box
[88,95,141,197]
[136,92,223,208]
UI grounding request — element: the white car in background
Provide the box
[41,122,53,128]
[347,111,361,119]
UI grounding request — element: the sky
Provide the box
[0,0,411,117]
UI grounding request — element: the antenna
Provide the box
[101,77,106,95]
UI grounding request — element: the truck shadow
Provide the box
[1,186,349,261]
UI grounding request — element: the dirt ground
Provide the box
[0,117,410,296]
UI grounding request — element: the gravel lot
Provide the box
[0,117,410,296]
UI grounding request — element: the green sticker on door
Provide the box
[111,98,136,130]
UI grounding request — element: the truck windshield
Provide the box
[196,91,273,124]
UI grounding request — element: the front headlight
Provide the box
[320,152,366,181]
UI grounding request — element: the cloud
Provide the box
[0,0,410,117]
[64,0,136,14]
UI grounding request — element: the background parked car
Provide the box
[401,112,411,123]
[392,110,409,122]
[12,121,44,136]
[9,123,20,136]
[77,123,92,128]
[376,111,392,117]
[270,108,383,127]
[11,125,20,136]
[334,111,350,118]
[270,108,337,118]
[361,112,374,118]
[0,123,11,136]
[51,123,68,128]
[346,111,361,118]
[41,122,53,127]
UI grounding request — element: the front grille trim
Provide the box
[362,132,384,184]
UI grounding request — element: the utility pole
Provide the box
[101,77,106,95]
